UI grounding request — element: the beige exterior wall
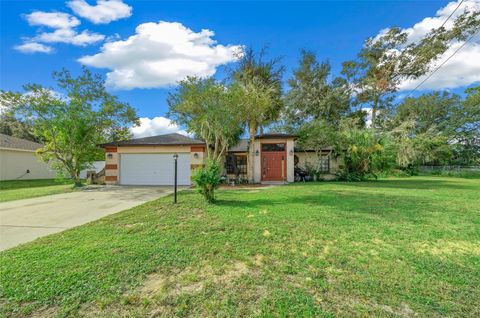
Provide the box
[0,148,56,180]
[104,145,205,185]
[252,138,295,183]
[295,151,341,179]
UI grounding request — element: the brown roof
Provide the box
[100,133,205,147]
[0,134,43,151]
[255,133,296,139]
[229,139,249,152]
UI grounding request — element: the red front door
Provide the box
[262,152,286,181]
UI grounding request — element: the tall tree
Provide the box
[381,89,480,167]
[286,50,351,127]
[231,47,285,182]
[0,67,138,186]
[0,110,39,142]
[167,76,244,162]
[343,9,480,127]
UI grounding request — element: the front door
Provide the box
[261,143,286,181]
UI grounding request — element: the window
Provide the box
[261,143,285,152]
[225,154,247,175]
[318,156,330,173]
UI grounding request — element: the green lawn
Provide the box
[0,179,76,202]
[1,177,479,317]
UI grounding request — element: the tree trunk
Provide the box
[71,169,82,187]
[247,122,257,183]
[371,95,379,128]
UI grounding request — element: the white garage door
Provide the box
[120,153,191,185]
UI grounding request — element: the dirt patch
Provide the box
[139,260,253,298]
[319,291,418,317]
[414,240,480,257]
[219,184,275,190]
[29,306,59,318]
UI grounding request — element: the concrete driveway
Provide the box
[0,186,175,251]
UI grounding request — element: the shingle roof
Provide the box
[255,133,296,139]
[100,133,205,147]
[229,139,249,152]
[0,134,43,151]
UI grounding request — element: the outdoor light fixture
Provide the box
[255,150,259,156]
[289,149,294,156]
[173,154,178,203]
[193,153,199,159]
[107,153,113,159]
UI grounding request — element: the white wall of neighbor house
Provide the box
[80,161,105,179]
[0,148,56,180]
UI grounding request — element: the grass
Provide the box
[1,176,479,317]
[0,179,76,202]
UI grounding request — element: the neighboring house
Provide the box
[79,161,105,179]
[101,132,340,186]
[0,134,56,180]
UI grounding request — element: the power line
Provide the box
[408,28,480,96]
[439,0,465,29]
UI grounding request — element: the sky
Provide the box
[1,0,479,137]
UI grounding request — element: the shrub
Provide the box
[191,160,222,203]
[335,128,395,181]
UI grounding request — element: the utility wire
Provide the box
[408,28,479,96]
[405,0,468,96]
[439,0,465,29]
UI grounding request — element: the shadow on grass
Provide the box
[214,178,472,224]
[328,178,477,190]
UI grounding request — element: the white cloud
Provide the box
[131,116,188,138]
[67,0,132,24]
[34,28,105,46]
[14,42,53,54]
[362,107,372,128]
[25,11,80,29]
[399,40,480,90]
[78,21,243,89]
[17,8,106,53]
[395,0,480,91]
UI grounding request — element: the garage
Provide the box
[120,153,191,185]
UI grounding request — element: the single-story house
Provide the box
[0,133,56,180]
[100,132,340,186]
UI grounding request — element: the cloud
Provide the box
[130,116,189,138]
[399,40,480,90]
[25,11,80,29]
[395,0,480,91]
[78,21,243,89]
[14,42,53,54]
[34,28,105,46]
[67,0,132,24]
[362,107,372,128]
[17,9,106,53]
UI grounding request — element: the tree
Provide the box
[335,119,395,180]
[343,9,480,128]
[0,67,139,186]
[0,111,39,142]
[167,76,244,162]
[191,159,222,203]
[286,50,351,127]
[231,47,285,182]
[385,89,480,166]
[454,86,480,164]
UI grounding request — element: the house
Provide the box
[100,132,339,186]
[0,134,56,180]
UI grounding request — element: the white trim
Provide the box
[0,147,37,153]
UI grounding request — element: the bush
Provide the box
[336,128,395,181]
[191,160,222,203]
